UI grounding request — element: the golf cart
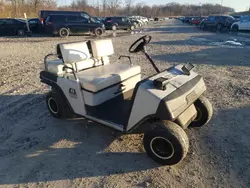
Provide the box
[40,35,213,165]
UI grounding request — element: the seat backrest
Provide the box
[59,41,91,64]
[90,39,114,64]
[58,41,103,72]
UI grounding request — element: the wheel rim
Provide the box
[150,137,174,159]
[112,25,116,30]
[60,29,68,37]
[48,97,59,114]
[217,24,221,30]
[131,26,134,30]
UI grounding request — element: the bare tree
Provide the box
[125,0,133,15]
[102,0,107,16]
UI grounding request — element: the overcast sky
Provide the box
[57,0,250,12]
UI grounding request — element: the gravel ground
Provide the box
[0,19,250,188]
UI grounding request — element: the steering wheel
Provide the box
[129,35,152,53]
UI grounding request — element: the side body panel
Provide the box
[56,77,86,116]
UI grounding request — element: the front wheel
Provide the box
[17,29,25,36]
[216,23,223,31]
[94,28,103,36]
[112,25,117,31]
[200,23,205,30]
[231,25,239,32]
[129,25,135,31]
[59,27,69,38]
[143,121,189,166]
[189,96,213,128]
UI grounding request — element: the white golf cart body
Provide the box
[40,38,206,132]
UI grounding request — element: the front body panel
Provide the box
[126,65,206,131]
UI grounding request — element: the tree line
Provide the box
[0,0,235,18]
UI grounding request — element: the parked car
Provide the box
[128,18,141,28]
[0,18,29,36]
[45,14,105,37]
[182,17,191,23]
[39,10,92,25]
[231,16,250,32]
[128,17,144,27]
[199,15,236,31]
[190,17,205,25]
[103,17,135,30]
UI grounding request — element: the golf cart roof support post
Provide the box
[143,47,160,73]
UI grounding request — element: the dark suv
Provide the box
[45,14,105,37]
[103,17,135,30]
[200,15,236,31]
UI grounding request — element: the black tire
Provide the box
[200,23,205,30]
[94,28,103,36]
[216,23,222,31]
[232,25,239,32]
[59,27,69,38]
[46,90,73,119]
[143,121,189,166]
[189,96,213,128]
[17,29,25,36]
[112,25,117,31]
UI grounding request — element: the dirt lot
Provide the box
[0,19,250,188]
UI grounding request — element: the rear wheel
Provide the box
[46,90,74,119]
[17,29,25,36]
[143,121,189,165]
[189,96,213,128]
[59,27,69,38]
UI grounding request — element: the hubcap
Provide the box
[61,29,68,36]
[150,137,174,159]
[48,97,59,114]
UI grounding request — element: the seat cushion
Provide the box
[74,63,141,92]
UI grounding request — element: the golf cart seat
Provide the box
[58,39,141,92]
[73,39,141,92]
